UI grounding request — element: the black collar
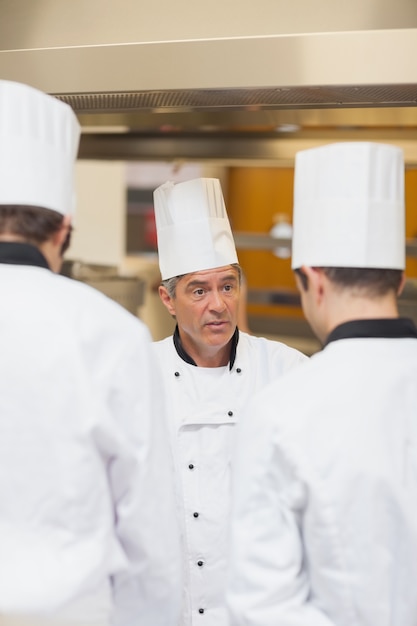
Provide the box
[324,318,417,347]
[173,325,240,370]
[0,242,49,269]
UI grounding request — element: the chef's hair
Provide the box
[322,267,403,296]
[295,266,403,297]
[161,263,242,299]
[0,205,72,254]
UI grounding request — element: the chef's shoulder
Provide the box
[151,335,175,358]
[239,330,308,374]
[237,354,318,461]
[247,348,330,437]
[49,271,151,345]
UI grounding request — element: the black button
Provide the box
[228,411,233,417]
[236,368,242,373]
[197,560,204,566]
[193,512,199,518]
[188,463,194,470]
[199,608,204,614]
[174,371,180,377]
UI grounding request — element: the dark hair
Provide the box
[0,205,72,253]
[321,267,403,296]
[294,266,402,296]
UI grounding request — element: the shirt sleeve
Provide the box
[103,321,182,626]
[227,393,333,626]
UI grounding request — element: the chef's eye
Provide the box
[223,284,233,292]
[194,288,205,296]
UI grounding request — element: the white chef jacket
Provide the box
[0,243,181,626]
[153,329,307,625]
[228,318,417,626]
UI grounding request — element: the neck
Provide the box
[179,331,232,368]
[324,291,400,341]
[0,234,27,243]
[193,348,230,368]
[0,235,59,271]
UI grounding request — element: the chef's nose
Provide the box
[209,289,227,312]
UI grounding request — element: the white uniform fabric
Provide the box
[152,331,307,625]
[228,330,417,626]
[153,178,238,280]
[0,260,181,626]
[291,142,405,270]
[0,80,80,216]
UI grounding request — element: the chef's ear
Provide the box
[397,271,406,296]
[295,266,322,292]
[59,216,73,256]
[294,267,309,291]
[296,266,327,305]
[52,215,72,248]
[304,266,327,300]
[159,285,177,316]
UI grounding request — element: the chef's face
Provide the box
[160,265,241,359]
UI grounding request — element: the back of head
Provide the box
[0,80,80,217]
[153,178,238,280]
[291,142,405,272]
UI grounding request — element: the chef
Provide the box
[227,142,417,626]
[152,177,307,625]
[0,80,181,626]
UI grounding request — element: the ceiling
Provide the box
[1,1,417,164]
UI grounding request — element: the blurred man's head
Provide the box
[291,142,405,342]
[0,80,80,271]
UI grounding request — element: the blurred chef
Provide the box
[227,142,417,626]
[0,80,181,626]
[152,177,307,626]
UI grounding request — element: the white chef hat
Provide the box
[291,142,405,270]
[153,178,238,280]
[0,80,80,216]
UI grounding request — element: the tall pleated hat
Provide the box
[291,142,405,270]
[153,178,238,280]
[0,80,80,216]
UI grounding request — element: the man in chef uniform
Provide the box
[0,80,181,626]
[152,177,307,625]
[227,142,417,626]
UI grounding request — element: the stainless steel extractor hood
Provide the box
[1,0,417,162]
[1,29,417,110]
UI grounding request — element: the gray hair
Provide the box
[161,263,242,299]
